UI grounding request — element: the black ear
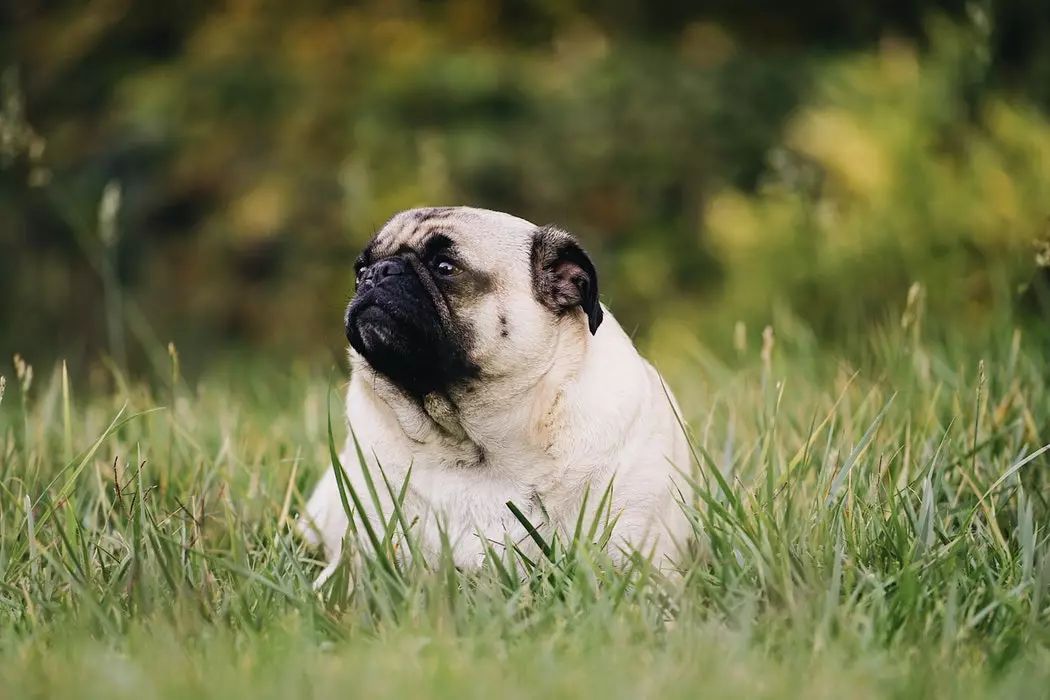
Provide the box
[531,225,603,335]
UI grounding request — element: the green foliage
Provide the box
[696,19,1050,340]
[4,7,1049,366]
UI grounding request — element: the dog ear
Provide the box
[531,225,603,335]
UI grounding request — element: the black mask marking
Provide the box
[346,251,478,398]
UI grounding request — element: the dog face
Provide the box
[345,207,602,399]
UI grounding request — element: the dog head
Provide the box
[345,206,602,399]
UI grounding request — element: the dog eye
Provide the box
[433,257,458,277]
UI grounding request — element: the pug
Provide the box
[300,207,691,579]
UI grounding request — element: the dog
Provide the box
[300,207,690,580]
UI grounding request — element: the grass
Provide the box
[1,315,1049,700]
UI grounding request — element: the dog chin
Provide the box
[349,305,408,356]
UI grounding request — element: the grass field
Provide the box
[2,313,1049,699]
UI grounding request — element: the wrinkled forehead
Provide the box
[365,206,537,264]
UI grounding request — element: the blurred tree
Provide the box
[1,1,1048,372]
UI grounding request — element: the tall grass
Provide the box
[0,316,1048,699]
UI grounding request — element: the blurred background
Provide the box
[2,0,1049,378]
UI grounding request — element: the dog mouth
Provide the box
[349,301,403,351]
[347,291,417,349]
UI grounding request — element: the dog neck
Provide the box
[436,322,592,463]
[360,321,594,468]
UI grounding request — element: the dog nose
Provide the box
[360,257,407,289]
[372,258,406,279]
